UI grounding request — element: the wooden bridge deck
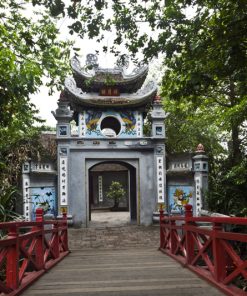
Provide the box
[22,247,223,296]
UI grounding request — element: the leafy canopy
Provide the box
[0,0,73,214]
[1,0,246,216]
[32,0,247,215]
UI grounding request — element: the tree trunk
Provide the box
[114,198,119,209]
[229,80,242,165]
[230,123,241,165]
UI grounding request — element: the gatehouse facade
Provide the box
[52,54,166,227]
[22,55,208,227]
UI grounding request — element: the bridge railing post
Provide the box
[62,211,69,252]
[212,222,227,282]
[6,224,19,290]
[53,221,60,259]
[184,204,194,265]
[159,204,164,249]
[35,208,45,270]
[170,219,177,254]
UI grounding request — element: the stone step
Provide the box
[68,225,160,250]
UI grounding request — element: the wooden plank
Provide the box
[22,247,224,296]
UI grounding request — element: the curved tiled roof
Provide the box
[70,56,149,93]
[64,77,157,108]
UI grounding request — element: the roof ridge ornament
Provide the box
[134,80,156,96]
[59,90,68,102]
[70,55,149,93]
[153,95,161,104]
[115,54,130,70]
[86,53,99,69]
[195,143,205,153]
[65,77,86,96]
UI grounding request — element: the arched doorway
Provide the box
[88,161,137,225]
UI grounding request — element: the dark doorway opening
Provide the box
[89,161,137,225]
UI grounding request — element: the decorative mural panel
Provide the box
[82,109,141,138]
[168,186,193,214]
[22,162,30,173]
[119,111,137,137]
[31,187,56,221]
[60,157,68,205]
[157,156,165,203]
[155,126,163,136]
[85,110,102,137]
[58,125,68,136]
[60,147,68,156]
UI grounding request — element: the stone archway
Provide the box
[88,161,137,225]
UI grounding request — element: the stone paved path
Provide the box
[68,225,160,249]
[90,210,130,227]
[21,224,224,296]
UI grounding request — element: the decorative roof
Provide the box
[64,77,157,108]
[70,55,149,93]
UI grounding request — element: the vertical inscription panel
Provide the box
[195,176,201,215]
[98,176,103,202]
[136,112,143,138]
[79,111,86,137]
[157,156,165,203]
[23,177,30,220]
[60,157,68,206]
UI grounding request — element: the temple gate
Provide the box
[52,54,166,227]
[22,55,208,226]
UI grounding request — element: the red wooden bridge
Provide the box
[0,206,246,296]
[159,205,247,296]
[0,209,69,296]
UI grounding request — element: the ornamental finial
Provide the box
[59,90,68,102]
[196,143,205,153]
[153,95,161,104]
[86,53,98,69]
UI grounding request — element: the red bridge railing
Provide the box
[0,208,69,295]
[159,205,247,296]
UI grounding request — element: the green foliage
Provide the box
[0,187,23,222]
[104,74,116,86]
[161,0,247,163]
[158,0,247,215]
[0,0,72,219]
[0,0,246,217]
[164,98,225,156]
[207,159,247,217]
[35,1,246,159]
[106,181,126,209]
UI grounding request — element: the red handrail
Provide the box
[159,205,247,296]
[0,208,69,295]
